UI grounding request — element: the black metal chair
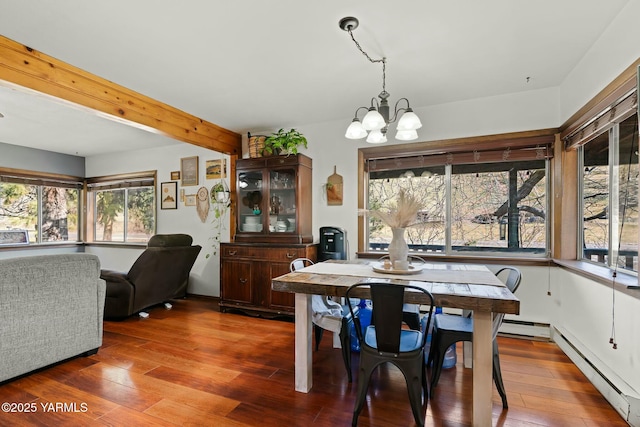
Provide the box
[346,282,435,427]
[427,266,522,408]
[377,255,425,330]
[289,258,355,382]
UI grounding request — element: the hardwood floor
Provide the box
[0,296,626,426]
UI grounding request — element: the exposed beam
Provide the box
[0,35,241,155]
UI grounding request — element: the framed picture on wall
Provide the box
[170,171,180,180]
[160,182,178,210]
[184,194,196,206]
[181,156,199,186]
[205,159,226,179]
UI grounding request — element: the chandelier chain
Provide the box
[346,28,386,93]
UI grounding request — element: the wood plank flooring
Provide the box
[0,296,627,426]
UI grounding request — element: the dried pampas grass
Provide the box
[360,190,422,228]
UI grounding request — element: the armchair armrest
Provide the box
[100,269,129,284]
[100,269,135,320]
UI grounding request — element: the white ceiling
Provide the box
[0,0,632,156]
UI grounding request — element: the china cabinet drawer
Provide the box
[219,242,317,317]
[222,245,303,261]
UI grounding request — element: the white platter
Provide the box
[371,262,424,275]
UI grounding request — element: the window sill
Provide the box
[85,242,147,249]
[0,242,82,251]
[553,259,640,299]
[356,251,552,267]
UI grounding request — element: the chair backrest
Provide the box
[346,282,435,355]
[491,266,522,339]
[289,257,314,272]
[127,235,201,312]
[495,266,522,293]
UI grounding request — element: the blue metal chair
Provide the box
[346,282,435,427]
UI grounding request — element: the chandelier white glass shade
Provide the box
[340,17,422,143]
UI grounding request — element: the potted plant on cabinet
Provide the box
[263,128,308,156]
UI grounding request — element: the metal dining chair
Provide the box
[426,266,522,408]
[347,281,435,427]
[376,255,425,330]
[289,258,355,382]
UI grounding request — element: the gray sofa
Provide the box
[0,253,106,383]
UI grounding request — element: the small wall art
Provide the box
[206,159,226,180]
[160,182,178,209]
[170,171,180,180]
[181,156,199,186]
[184,194,196,206]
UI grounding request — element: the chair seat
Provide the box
[365,326,424,352]
[435,313,473,334]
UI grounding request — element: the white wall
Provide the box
[85,143,230,297]
[560,0,640,122]
[0,141,85,177]
[552,268,640,394]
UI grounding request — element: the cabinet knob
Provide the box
[286,253,295,259]
[229,250,237,256]
[239,278,247,284]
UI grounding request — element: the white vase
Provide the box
[388,227,409,266]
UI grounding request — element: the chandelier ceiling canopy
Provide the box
[339,17,422,144]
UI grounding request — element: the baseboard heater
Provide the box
[552,326,640,426]
[499,318,551,340]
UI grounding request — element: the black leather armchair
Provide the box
[101,234,201,319]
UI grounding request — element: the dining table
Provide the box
[271,259,520,427]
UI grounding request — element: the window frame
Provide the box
[556,61,640,289]
[0,167,83,247]
[85,170,157,244]
[577,111,638,273]
[358,129,557,261]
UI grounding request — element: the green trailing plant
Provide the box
[263,128,308,156]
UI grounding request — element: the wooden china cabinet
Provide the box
[220,153,317,317]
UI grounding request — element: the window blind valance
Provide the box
[366,146,552,173]
[0,172,83,189]
[563,88,637,149]
[85,171,156,191]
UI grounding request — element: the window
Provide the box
[364,141,551,257]
[0,170,82,244]
[579,113,638,272]
[451,162,547,254]
[86,172,156,243]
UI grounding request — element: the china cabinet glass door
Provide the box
[238,170,264,233]
[268,169,296,234]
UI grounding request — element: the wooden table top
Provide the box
[272,260,520,315]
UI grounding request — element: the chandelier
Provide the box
[339,16,422,144]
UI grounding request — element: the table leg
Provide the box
[295,293,312,392]
[462,309,473,368]
[472,310,493,426]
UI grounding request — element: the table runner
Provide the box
[299,261,505,287]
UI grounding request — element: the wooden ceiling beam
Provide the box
[0,35,241,155]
